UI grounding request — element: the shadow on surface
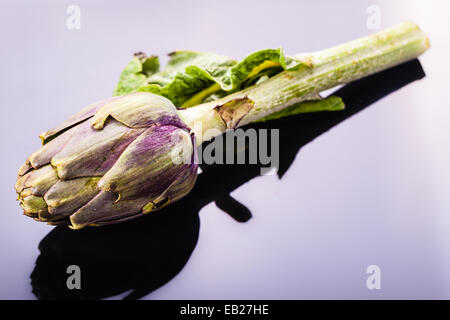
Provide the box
[31,59,425,299]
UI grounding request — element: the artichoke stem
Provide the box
[179,21,429,145]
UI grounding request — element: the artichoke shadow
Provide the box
[31,59,425,300]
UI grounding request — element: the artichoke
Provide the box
[15,93,198,229]
[15,22,429,229]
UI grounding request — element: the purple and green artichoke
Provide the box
[15,22,429,229]
[15,93,198,229]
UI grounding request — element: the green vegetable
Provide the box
[16,94,198,229]
[16,22,429,228]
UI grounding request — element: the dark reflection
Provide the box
[31,59,425,300]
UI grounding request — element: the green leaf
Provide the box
[114,49,308,108]
[140,51,237,107]
[113,54,160,96]
[256,96,345,122]
[226,48,302,90]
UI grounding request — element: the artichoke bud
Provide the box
[15,93,198,229]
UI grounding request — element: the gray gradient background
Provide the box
[1,0,450,299]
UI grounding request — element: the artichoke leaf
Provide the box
[114,48,308,108]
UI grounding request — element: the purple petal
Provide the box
[91,92,186,130]
[51,120,144,179]
[97,125,195,200]
[44,177,101,216]
[39,96,120,144]
[69,191,149,229]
